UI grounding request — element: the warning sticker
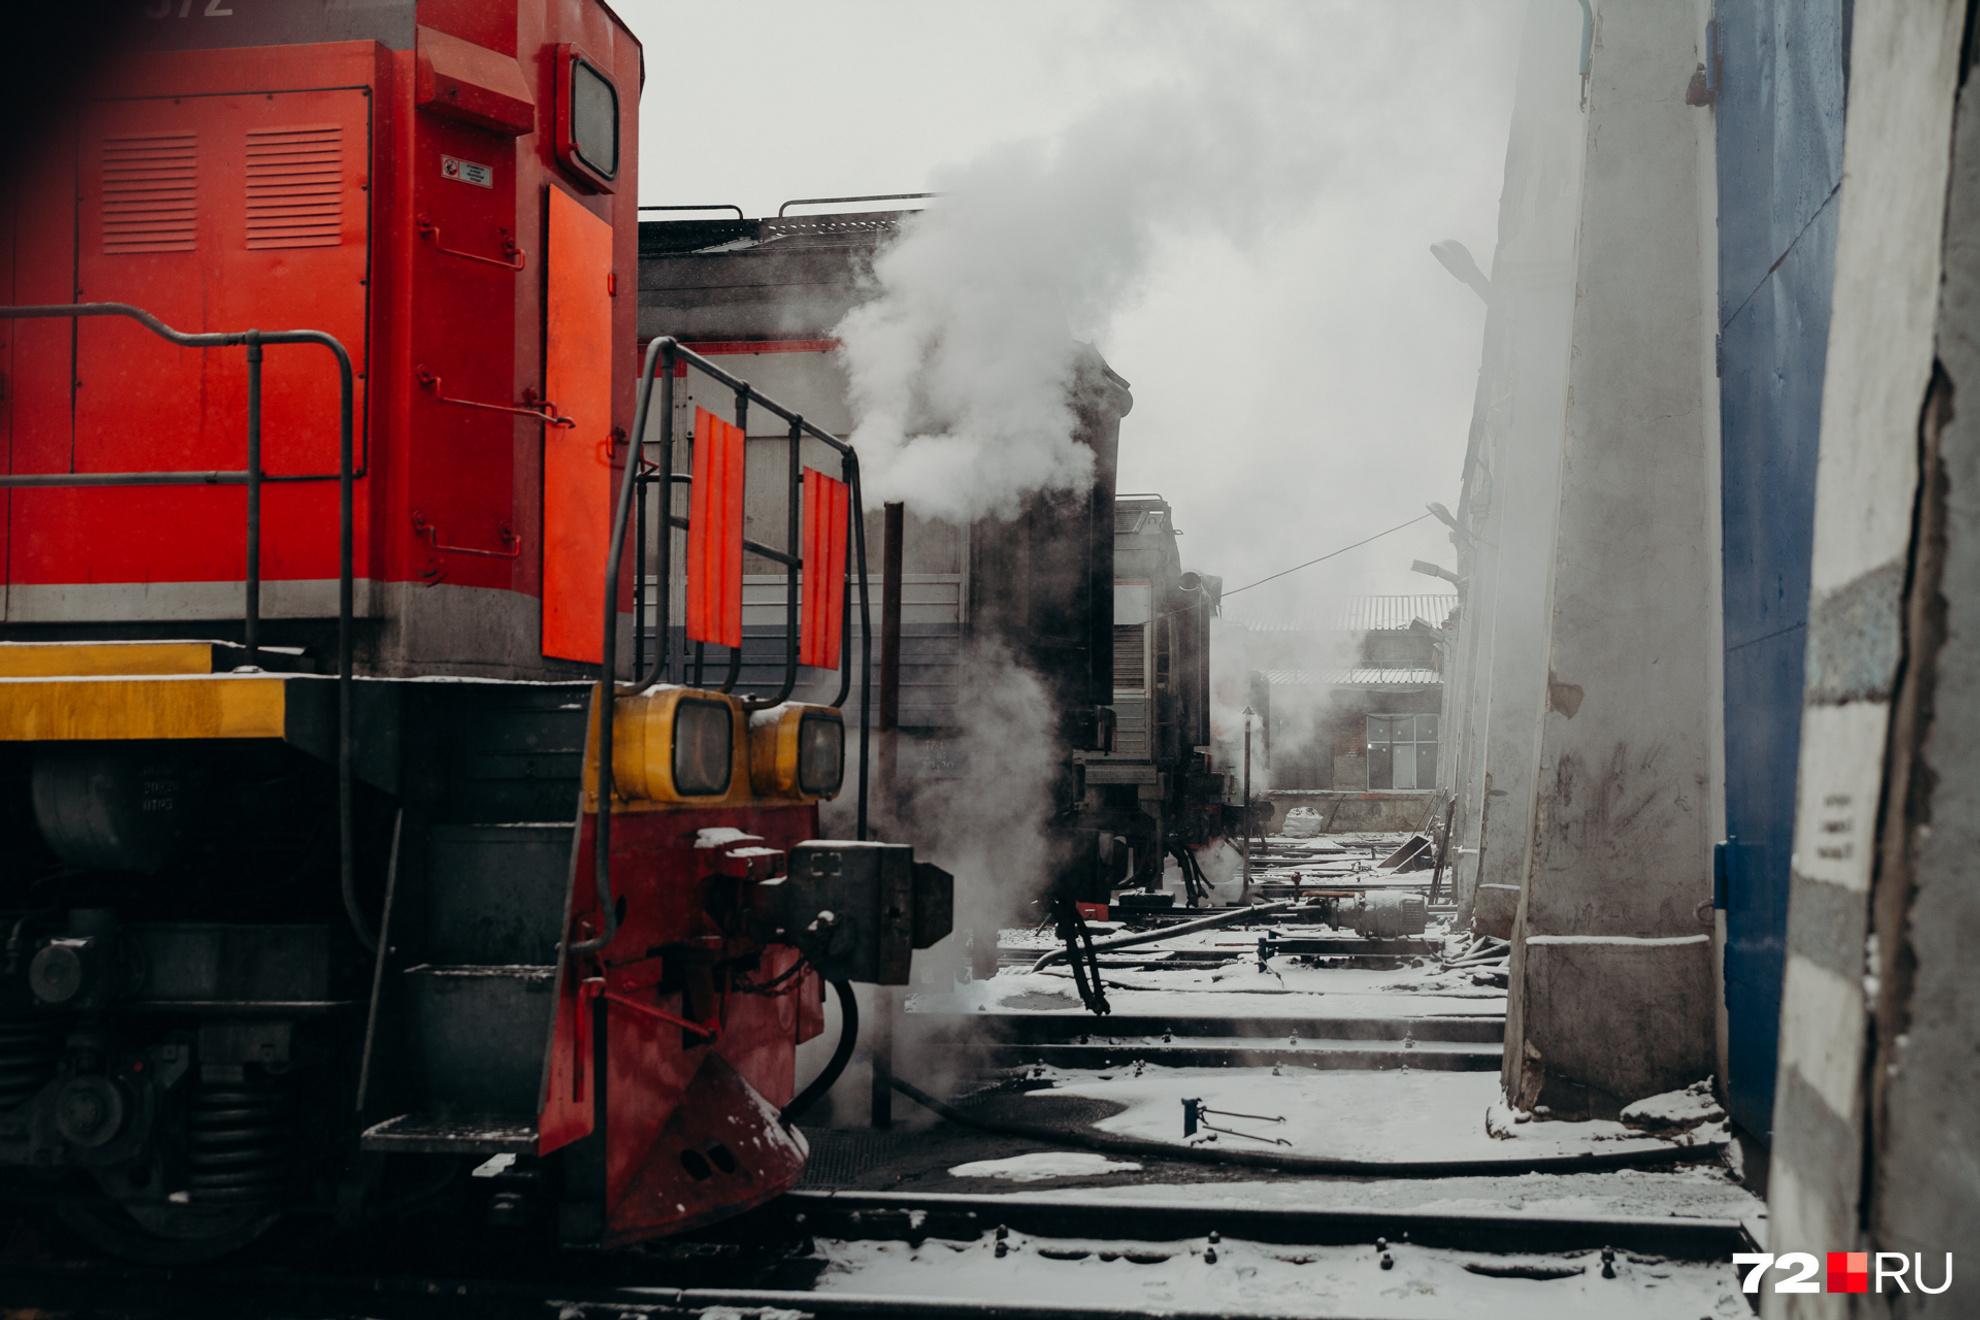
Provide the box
[441,154,494,189]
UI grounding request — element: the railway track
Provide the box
[900,1007,1505,1072]
[0,1189,1751,1320]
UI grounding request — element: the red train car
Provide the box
[4,0,639,667]
[0,1,945,1259]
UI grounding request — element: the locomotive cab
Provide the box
[0,1,947,1260]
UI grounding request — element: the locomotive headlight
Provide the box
[797,711,845,796]
[749,704,845,800]
[607,689,738,803]
[671,698,735,797]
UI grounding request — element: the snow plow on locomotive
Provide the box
[0,1,948,1260]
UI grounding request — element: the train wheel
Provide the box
[56,1199,276,1265]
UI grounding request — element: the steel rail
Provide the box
[0,1189,1750,1319]
[0,1266,1390,1320]
[775,1189,1747,1258]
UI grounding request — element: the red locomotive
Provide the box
[0,0,947,1259]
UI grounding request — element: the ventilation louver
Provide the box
[100,131,198,255]
[244,124,343,250]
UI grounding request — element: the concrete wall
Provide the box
[1501,0,1720,1118]
[1762,3,1974,1313]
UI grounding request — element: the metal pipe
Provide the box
[637,203,746,219]
[776,192,937,217]
[243,332,263,664]
[852,464,872,841]
[761,414,804,708]
[1029,901,1296,972]
[831,452,858,709]
[573,334,672,957]
[870,500,906,1130]
[645,346,678,688]
[878,501,904,761]
[0,471,251,487]
[329,335,356,962]
[655,344,855,455]
[633,459,648,679]
[1242,706,1255,897]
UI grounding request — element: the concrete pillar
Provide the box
[1502,0,1719,1117]
[1442,0,1585,922]
[1761,4,1970,1314]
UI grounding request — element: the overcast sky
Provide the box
[618,0,1523,618]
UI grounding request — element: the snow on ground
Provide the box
[809,1231,1748,1317]
[916,968,1503,1019]
[1020,1166,1763,1220]
[947,1151,1144,1181]
[1026,1067,1714,1161]
[1621,1078,1726,1133]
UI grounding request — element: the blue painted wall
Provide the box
[1713,0,1848,1142]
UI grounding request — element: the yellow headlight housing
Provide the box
[608,687,740,802]
[749,704,845,800]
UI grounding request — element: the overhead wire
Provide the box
[1221,512,1436,598]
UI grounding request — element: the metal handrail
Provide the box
[776,193,937,217]
[0,301,360,949]
[576,337,872,956]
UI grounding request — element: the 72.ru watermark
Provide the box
[1735,1252,1953,1295]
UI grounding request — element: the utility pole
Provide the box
[870,500,905,1129]
[1241,705,1255,898]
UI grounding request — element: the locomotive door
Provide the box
[542,186,614,662]
[6,90,369,619]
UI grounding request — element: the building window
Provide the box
[1367,713,1437,789]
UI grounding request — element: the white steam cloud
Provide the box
[832,7,1332,522]
[884,641,1062,957]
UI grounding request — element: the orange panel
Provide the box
[543,187,616,662]
[799,468,849,668]
[685,407,745,649]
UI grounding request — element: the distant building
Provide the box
[1237,594,1455,829]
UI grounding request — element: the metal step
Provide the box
[422,823,573,965]
[409,683,591,823]
[360,1113,537,1155]
[403,964,556,1118]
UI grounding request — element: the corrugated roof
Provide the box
[1236,594,1458,634]
[1265,666,1443,689]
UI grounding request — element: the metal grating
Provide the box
[100,132,198,255]
[244,124,343,250]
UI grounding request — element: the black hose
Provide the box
[1030,900,1296,972]
[783,977,859,1123]
[887,1075,1722,1177]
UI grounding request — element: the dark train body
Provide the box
[636,209,1131,908]
[0,1,948,1261]
[1086,495,1241,903]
